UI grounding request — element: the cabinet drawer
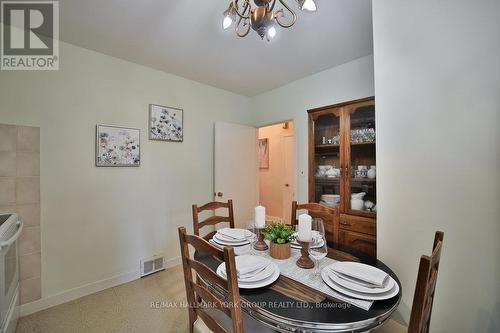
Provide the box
[339,214,376,236]
[339,230,376,257]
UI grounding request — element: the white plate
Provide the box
[217,262,280,289]
[209,240,250,255]
[291,231,325,249]
[327,269,395,294]
[291,231,322,245]
[291,238,325,249]
[212,234,250,246]
[321,266,399,301]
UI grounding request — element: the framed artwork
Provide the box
[258,138,269,169]
[96,125,140,167]
[149,104,183,142]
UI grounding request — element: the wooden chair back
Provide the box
[178,227,243,333]
[408,231,444,333]
[291,201,339,243]
[192,200,235,239]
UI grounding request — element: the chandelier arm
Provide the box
[268,0,277,12]
[235,2,251,37]
[275,0,297,28]
[232,0,251,20]
[235,18,251,37]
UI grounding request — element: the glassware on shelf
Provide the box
[350,128,375,144]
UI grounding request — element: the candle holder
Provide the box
[296,241,314,269]
[253,228,268,251]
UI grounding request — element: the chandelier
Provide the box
[222,0,317,41]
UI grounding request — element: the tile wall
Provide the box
[0,124,41,304]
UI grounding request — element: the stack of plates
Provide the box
[321,262,399,300]
[320,194,340,207]
[211,228,255,247]
[290,231,325,249]
[217,255,280,289]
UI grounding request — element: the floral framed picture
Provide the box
[258,138,269,169]
[96,125,140,167]
[149,104,183,142]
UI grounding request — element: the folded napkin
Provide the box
[217,228,247,240]
[331,262,388,287]
[222,255,270,278]
[332,271,384,289]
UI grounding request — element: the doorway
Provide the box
[257,121,295,224]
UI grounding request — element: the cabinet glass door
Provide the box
[313,111,342,207]
[348,104,376,215]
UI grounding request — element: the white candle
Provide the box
[297,214,312,242]
[255,206,266,228]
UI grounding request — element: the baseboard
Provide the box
[20,256,181,317]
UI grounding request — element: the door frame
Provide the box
[256,119,297,218]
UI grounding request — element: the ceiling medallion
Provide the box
[222,0,317,41]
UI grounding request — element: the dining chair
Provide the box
[178,226,242,333]
[192,200,234,240]
[377,231,444,333]
[178,227,274,333]
[291,201,339,243]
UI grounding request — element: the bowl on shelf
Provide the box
[325,167,340,178]
[320,194,340,206]
[316,165,333,177]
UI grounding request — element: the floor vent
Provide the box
[140,255,165,277]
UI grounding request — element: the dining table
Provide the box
[196,238,402,333]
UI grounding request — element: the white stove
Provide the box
[0,214,23,333]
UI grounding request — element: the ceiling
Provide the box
[60,0,373,96]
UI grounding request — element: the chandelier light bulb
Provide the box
[267,26,277,41]
[223,15,233,30]
[299,0,317,12]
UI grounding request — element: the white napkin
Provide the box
[222,255,271,278]
[217,228,247,240]
[332,271,385,289]
[331,262,388,287]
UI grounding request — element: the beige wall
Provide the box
[373,0,500,332]
[252,55,375,204]
[258,122,294,219]
[0,41,253,303]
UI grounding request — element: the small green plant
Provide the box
[262,222,295,244]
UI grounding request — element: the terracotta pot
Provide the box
[269,242,291,260]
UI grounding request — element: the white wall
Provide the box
[0,41,253,302]
[252,55,375,202]
[373,1,500,332]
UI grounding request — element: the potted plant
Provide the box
[262,222,295,260]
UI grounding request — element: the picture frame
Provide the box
[259,138,269,169]
[95,124,141,167]
[149,104,183,142]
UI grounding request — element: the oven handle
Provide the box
[0,219,24,249]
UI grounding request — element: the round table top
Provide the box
[197,242,401,332]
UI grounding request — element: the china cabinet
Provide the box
[308,97,376,257]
